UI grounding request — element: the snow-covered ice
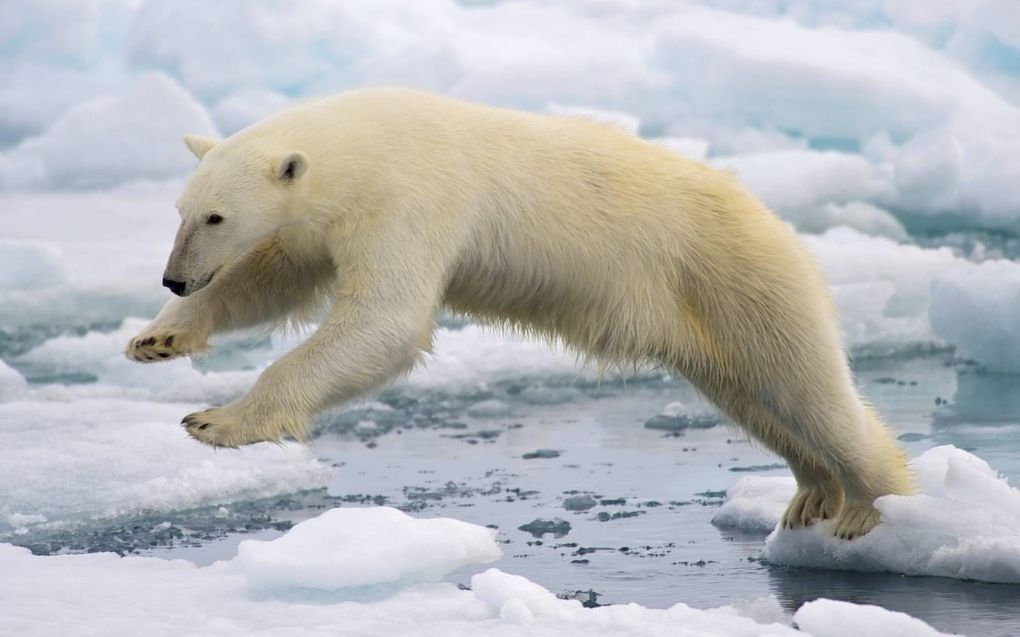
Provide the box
[0,73,217,189]
[714,446,1020,584]
[0,396,330,535]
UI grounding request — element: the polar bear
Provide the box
[126,88,912,538]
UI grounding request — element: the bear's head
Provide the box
[162,134,309,297]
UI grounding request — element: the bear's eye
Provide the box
[207,213,224,225]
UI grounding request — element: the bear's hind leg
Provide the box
[766,389,912,539]
[683,373,845,529]
[684,368,905,537]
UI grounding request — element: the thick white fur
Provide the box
[126,88,912,538]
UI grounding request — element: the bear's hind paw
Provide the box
[781,483,844,529]
[831,500,881,540]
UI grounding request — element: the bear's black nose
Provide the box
[162,278,186,296]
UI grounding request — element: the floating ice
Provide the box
[0,505,953,636]
[236,506,501,591]
[711,476,797,534]
[0,396,329,535]
[714,445,1020,584]
[713,150,891,228]
[654,136,711,160]
[405,324,589,389]
[803,228,966,352]
[0,73,217,189]
[930,259,1020,374]
[0,361,28,402]
[0,240,68,289]
[793,599,956,637]
[547,103,641,136]
[2,1,1018,227]
[13,318,261,402]
[714,149,911,239]
[211,88,292,135]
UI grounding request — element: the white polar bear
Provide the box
[126,88,912,539]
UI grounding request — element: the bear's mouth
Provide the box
[190,267,220,295]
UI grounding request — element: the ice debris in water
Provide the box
[645,400,721,432]
[714,445,1020,584]
[563,495,598,511]
[518,518,572,538]
[522,449,561,459]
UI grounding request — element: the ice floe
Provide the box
[714,446,1020,584]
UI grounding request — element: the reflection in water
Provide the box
[768,565,1020,637]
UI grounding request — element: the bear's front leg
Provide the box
[181,222,447,448]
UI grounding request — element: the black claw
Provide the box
[158,352,170,358]
[164,335,174,347]
[198,423,210,430]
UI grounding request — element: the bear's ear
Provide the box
[183,134,218,160]
[276,151,308,183]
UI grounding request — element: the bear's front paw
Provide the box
[126,327,205,363]
[182,401,306,448]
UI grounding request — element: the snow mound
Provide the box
[711,476,797,533]
[235,507,502,591]
[0,397,329,534]
[547,103,640,136]
[211,89,292,135]
[0,361,28,402]
[793,599,957,637]
[804,228,966,352]
[1,73,217,189]
[930,259,1020,374]
[0,240,68,289]
[714,446,1020,584]
[714,150,891,229]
